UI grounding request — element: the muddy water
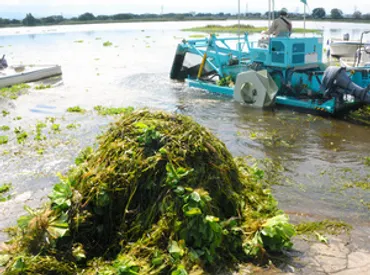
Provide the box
[0,21,370,242]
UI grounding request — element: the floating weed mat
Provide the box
[347,105,370,125]
[0,84,30,100]
[0,110,295,274]
[67,106,87,114]
[34,84,52,90]
[94,105,134,116]
[182,24,320,34]
[295,219,352,243]
[0,183,12,202]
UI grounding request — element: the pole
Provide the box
[272,0,275,21]
[303,4,306,37]
[268,0,271,28]
[238,0,241,33]
[238,0,241,67]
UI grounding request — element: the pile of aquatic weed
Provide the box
[0,110,295,274]
[348,105,370,125]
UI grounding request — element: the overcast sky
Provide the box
[1,0,370,18]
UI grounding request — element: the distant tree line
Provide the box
[1,9,370,27]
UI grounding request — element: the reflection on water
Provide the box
[0,21,370,241]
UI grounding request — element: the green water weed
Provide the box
[0,125,10,131]
[103,41,113,47]
[0,136,9,145]
[0,84,30,99]
[94,105,134,116]
[51,124,60,132]
[66,123,80,130]
[34,84,51,90]
[0,183,12,202]
[14,127,28,144]
[1,110,295,274]
[2,110,10,117]
[66,106,86,114]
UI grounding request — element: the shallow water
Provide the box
[0,20,370,242]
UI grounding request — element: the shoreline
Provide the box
[1,17,370,29]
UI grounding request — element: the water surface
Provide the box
[0,20,370,242]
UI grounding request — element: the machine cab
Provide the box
[248,36,323,68]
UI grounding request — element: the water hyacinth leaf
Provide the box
[159,147,168,155]
[18,205,37,225]
[166,163,193,187]
[171,265,188,275]
[260,214,295,251]
[243,232,263,257]
[47,212,69,239]
[0,135,8,145]
[188,249,200,261]
[168,240,184,258]
[17,215,33,229]
[12,257,25,271]
[134,122,148,129]
[0,254,10,266]
[174,186,185,195]
[189,192,201,202]
[0,183,12,194]
[75,146,93,165]
[184,207,202,217]
[205,216,221,230]
[113,257,140,274]
[48,182,73,210]
[72,243,86,261]
[151,256,163,266]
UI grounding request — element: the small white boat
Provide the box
[330,40,362,58]
[340,52,370,68]
[330,31,370,59]
[0,64,62,89]
[339,31,370,68]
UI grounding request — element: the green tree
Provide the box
[78,12,95,21]
[362,13,370,20]
[312,8,326,19]
[330,9,343,19]
[353,11,362,19]
[22,13,37,26]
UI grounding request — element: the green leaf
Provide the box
[17,215,32,229]
[134,122,148,129]
[47,212,69,239]
[48,181,72,210]
[184,207,202,217]
[159,147,168,155]
[72,243,86,261]
[151,256,163,266]
[171,265,188,275]
[189,192,201,202]
[13,257,25,271]
[205,215,219,223]
[0,254,10,266]
[315,231,328,244]
[168,240,184,258]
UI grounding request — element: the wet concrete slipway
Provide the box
[0,20,370,274]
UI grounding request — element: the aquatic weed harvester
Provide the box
[170,11,370,114]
